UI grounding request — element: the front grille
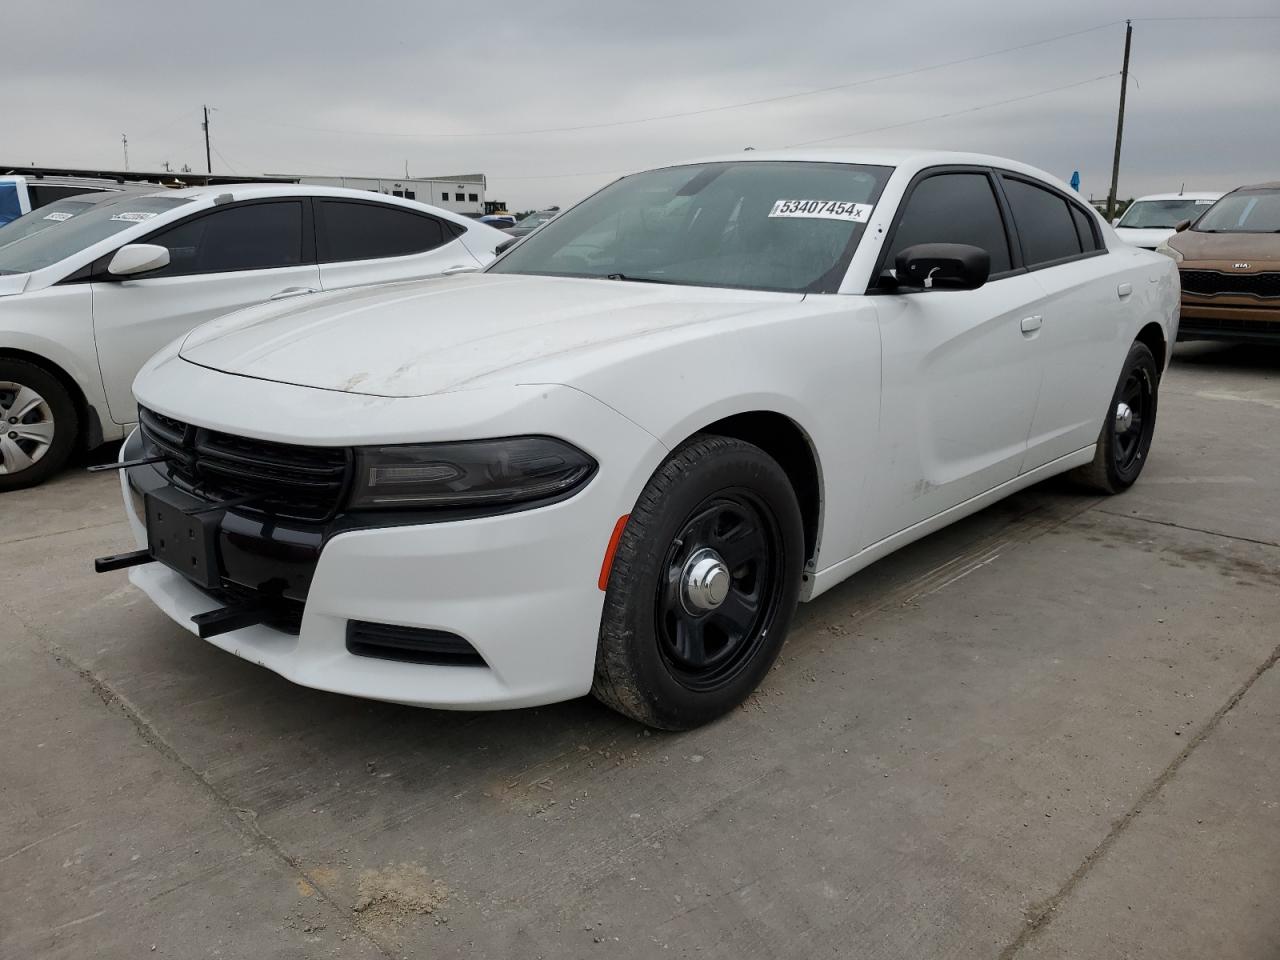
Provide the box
[138,407,351,521]
[1180,269,1280,299]
[346,620,486,666]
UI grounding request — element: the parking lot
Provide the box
[0,341,1276,959]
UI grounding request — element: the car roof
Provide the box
[1131,192,1223,202]
[665,147,1085,195]
[1234,181,1280,192]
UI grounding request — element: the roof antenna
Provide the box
[1179,182,1184,195]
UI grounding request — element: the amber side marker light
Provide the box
[598,515,630,591]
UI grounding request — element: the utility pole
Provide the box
[1105,20,1133,222]
[202,104,212,174]
[121,134,129,171]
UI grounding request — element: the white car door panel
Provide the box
[91,199,318,424]
[870,274,1046,543]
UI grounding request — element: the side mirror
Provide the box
[892,243,990,292]
[1111,217,1121,227]
[107,243,170,277]
[1174,219,1191,233]
[494,236,519,255]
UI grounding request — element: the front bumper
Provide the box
[1176,298,1280,344]
[119,377,666,710]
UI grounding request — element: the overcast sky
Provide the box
[7,1,1279,210]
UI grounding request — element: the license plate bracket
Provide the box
[145,487,223,590]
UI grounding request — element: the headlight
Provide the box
[348,436,596,510]
[1154,241,1183,263]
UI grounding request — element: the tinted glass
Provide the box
[1194,189,1280,233]
[885,173,1011,274]
[147,201,304,276]
[491,161,892,294]
[1002,177,1082,266]
[1117,198,1214,229]
[29,184,106,209]
[0,194,191,275]
[1070,204,1101,252]
[319,201,447,262]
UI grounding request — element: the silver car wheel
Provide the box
[0,381,56,475]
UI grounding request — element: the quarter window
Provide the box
[317,200,448,262]
[145,201,305,276]
[885,172,1012,275]
[1070,204,1101,252]
[1001,176,1083,266]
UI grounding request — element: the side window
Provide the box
[317,200,448,262]
[1070,204,1101,252]
[885,172,1012,275]
[145,201,304,276]
[1001,177,1083,266]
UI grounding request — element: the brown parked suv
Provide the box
[1162,182,1280,344]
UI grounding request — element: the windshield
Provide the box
[1194,189,1280,233]
[489,161,892,293]
[0,194,191,275]
[0,199,97,250]
[509,211,556,236]
[1118,198,1214,229]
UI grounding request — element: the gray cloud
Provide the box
[7,0,1279,209]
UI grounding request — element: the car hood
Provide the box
[1114,226,1174,249]
[178,273,801,398]
[1168,230,1280,265]
[0,274,30,297]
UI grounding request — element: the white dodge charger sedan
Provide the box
[0,185,508,489]
[105,149,1178,729]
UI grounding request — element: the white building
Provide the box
[290,173,488,215]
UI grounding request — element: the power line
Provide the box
[224,20,1124,141]
[783,73,1119,148]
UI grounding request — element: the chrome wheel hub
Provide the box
[0,381,55,475]
[681,548,731,614]
[1115,401,1134,434]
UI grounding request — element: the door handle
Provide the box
[441,264,480,276]
[1117,282,1133,298]
[1020,315,1043,334]
[269,286,319,301]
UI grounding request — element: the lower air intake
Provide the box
[345,621,486,667]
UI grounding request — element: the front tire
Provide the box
[0,359,79,492]
[592,435,805,730]
[1072,340,1159,494]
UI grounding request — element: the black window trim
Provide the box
[867,164,1024,294]
[993,170,1108,273]
[312,196,463,265]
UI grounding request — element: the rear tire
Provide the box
[0,359,79,492]
[1072,341,1158,494]
[592,435,805,730]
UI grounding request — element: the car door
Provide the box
[90,199,320,424]
[997,173,1132,469]
[313,198,482,291]
[865,168,1048,544]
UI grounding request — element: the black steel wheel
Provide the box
[1072,340,1159,494]
[593,435,805,730]
[655,491,786,693]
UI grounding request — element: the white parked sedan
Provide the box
[105,149,1178,729]
[1113,191,1222,249]
[0,185,508,488]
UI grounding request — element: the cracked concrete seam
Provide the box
[994,639,1280,960]
[1094,508,1280,550]
[38,638,399,960]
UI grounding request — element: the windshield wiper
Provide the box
[605,272,679,285]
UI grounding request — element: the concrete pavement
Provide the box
[1,342,1277,959]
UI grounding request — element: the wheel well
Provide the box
[0,348,95,447]
[1136,322,1167,375]
[696,411,822,566]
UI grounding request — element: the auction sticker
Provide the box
[769,200,873,222]
[109,211,159,223]
[1195,199,1214,205]
[43,211,74,222]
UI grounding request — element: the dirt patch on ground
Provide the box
[353,863,449,927]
